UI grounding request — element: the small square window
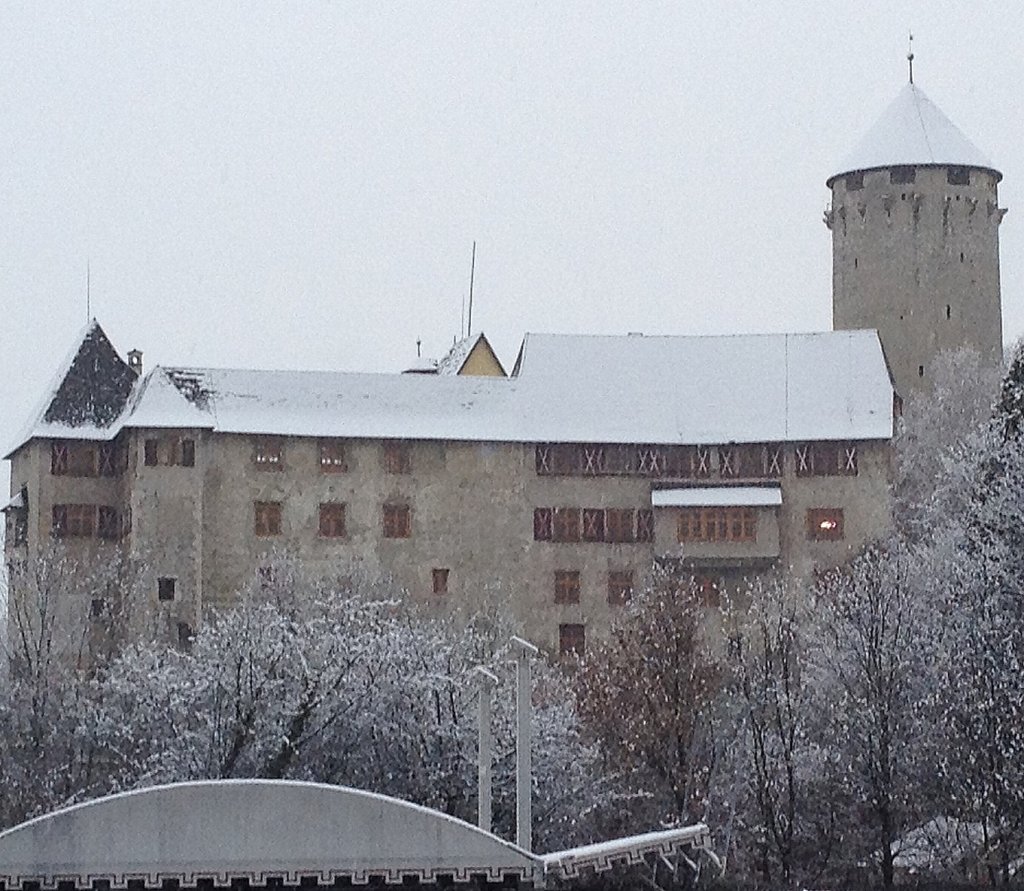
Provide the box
[320,439,348,473]
[432,568,449,595]
[144,439,159,467]
[254,501,282,537]
[608,570,633,605]
[807,508,844,541]
[253,438,283,471]
[158,577,176,602]
[554,570,581,604]
[383,503,411,538]
[559,623,585,657]
[318,503,346,538]
[383,441,411,474]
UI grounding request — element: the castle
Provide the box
[3,80,1007,654]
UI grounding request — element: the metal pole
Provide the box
[471,666,498,833]
[510,635,538,852]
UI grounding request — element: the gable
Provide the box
[43,322,136,428]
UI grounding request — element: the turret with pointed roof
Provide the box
[827,78,1007,397]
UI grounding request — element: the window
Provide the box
[177,622,193,650]
[636,509,655,543]
[677,508,756,543]
[8,508,27,546]
[51,441,100,477]
[176,439,196,467]
[432,568,449,595]
[582,508,605,542]
[552,508,581,543]
[533,507,553,541]
[144,439,159,467]
[948,166,970,186]
[254,501,282,537]
[383,503,411,538]
[891,166,916,184]
[98,443,122,477]
[318,503,346,538]
[97,506,120,540]
[52,504,96,538]
[382,441,410,474]
[795,442,858,477]
[608,570,633,605]
[51,442,69,475]
[253,438,283,471]
[605,508,635,543]
[807,508,844,541]
[846,171,864,191]
[554,570,581,604]
[158,577,176,602]
[559,623,586,657]
[320,439,348,473]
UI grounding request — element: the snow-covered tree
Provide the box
[806,543,936,888]
[576,570,724,834]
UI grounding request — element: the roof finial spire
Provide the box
[907,31,914,84]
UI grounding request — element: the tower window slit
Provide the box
[946,305,952,320]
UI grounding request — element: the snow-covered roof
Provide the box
[0,780,541,886]
[513,331,894,443]
[828,83,1000,186]
[435,334,480,375]
[9,330,894,454]
[652,486,782,507]
[542,823,716,879]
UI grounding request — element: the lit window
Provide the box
[554,570,581,604]
[253,438,283,471]
[318,503,346,538]
[158,577,176,602]
[319,439,348,473]
[807,508,844,541]
[383,503,411,538]
[254,501,282,536]
[432,568,449,595]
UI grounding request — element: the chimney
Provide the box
[128,349,143,376]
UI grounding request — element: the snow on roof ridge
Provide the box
[829,82,999,185]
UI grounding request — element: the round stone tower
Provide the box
[827,81,1006,397]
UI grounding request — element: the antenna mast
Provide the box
[907,31,914,84]
[86,261,91,321]
[467,241,476,338]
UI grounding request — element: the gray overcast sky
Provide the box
[2,2,1023,481]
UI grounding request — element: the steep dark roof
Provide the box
[42,321,136,428]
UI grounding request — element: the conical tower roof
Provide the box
[827,83,1000,186]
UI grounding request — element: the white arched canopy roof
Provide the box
[0,780,541,887]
